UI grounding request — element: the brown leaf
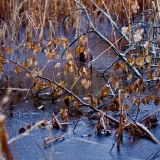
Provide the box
[79,66,90,76]
[60,108,68,122]
[59,81,67,87]
[81,78,91,89]
[127,57,135,66]
[108,104,117,112]
[141,98,147,105]
[80,35,88,44]
[154,96,160,106]
[127,72,133,81]
[15,66,22,75]
[123,104,130,110]
[131,96,139,106]
[122,27,129,35]
[45,50,52,59]
[73,101,82,109]
[55,63,60,68]
[5,47,13,54]
[63,96,72,107]
[97,85,110,99]
[76,45,84,54]
[148,73,154,80]
[26,73,31,78]
[31,67,42,78]
[66,51,72,60]
[124,87,131,98]
[133,29,144,42]
[145,56,152,63]
[136,56,145,68]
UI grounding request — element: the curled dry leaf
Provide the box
[123,104,130,110]
[81,78,91,89]
[113,62,127,72]
[25,73,31,79]
[33,60,38,66]
[122,27,128,34]
[31,67,42,78]
[133,29,144,42]
[114,81,122,90]
[66,51,72,60]
[124,87,131,98]
[59,81,67,87]
[73,101,82,109]
[79,66,90,76]
[55,63,60,68]
[65,60,77,73]
[63,96,72,107]
[23,57,33,69]
[131,96,139,106]
[80,35,88,44]
[136,56,145,68]
[141,98,147,105]
[127,72,133,81]
[97,84,110,99]
[15,66,22,75]
[60,108,68,122]
[148,72,155,80]
[145,56,152,63]
[108,103,117,112]
[127,57,135,66]
[76,45,84,54]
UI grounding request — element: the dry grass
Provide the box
[0,0,155,24]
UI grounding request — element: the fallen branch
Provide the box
[135,122,160,144]
[8,120,46,144]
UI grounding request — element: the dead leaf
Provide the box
[127,72,133,81]
[136,56,145,68]
[123,104,130,110]
[145,56,152,63]
[133,29,144,42]
[108,104,117,112]
[122,27,128,34]
[66,51,72,60]
[60,108,68,122]
[81,78,91,89]
[76,45,84,54]
[26,73,31,78]
[80,35,88,44]
[59,81,67,87]
[55,63,60,68]
[131,96,139,106]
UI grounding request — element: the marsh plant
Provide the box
[0,0,159,159]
